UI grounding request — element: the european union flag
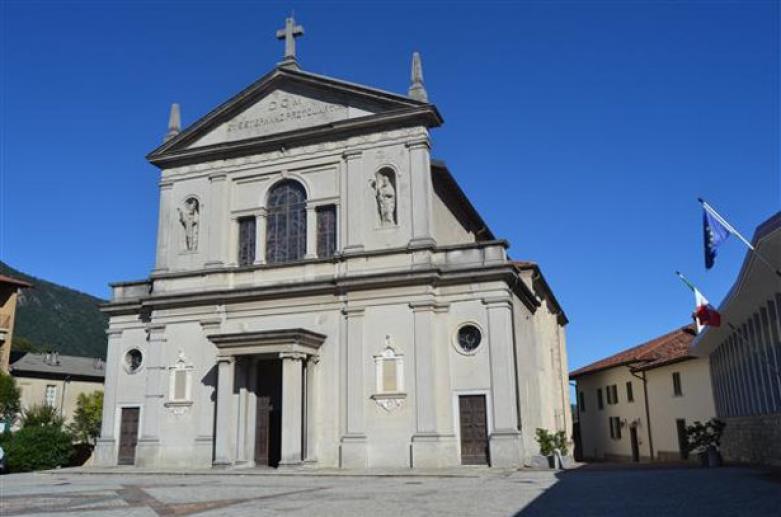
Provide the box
[703,208,730,269]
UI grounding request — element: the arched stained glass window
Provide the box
[266,180,307,263]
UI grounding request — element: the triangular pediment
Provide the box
[148,67,442,167]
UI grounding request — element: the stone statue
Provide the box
[370,171,396,226]
[178,198,200,251]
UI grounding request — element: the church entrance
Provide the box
[458,395,489,465]
[117,407,139,465]
[254,359,282,467]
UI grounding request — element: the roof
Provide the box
[691,210,781,356]
[512,261,568,325]
[431,159,495,241]
[569,324,696,379]
[0,274,32,289]
[10,351,105,381]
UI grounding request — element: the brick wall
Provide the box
[721,414,781,466]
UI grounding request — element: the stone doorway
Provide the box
[458,395,489,465]
[254,359,282,467]
[118,407,139,465]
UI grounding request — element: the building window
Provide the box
[672,372,683,397]
[237,216,256,266]
[609,417,622,440]
[597,388,604,410]
[266,180,307,264]
[44,385,57,407]
[456,324,483,354]
[626,381,634,402]
[578,391,586,412]
[316,205,337,258]
[125,349,143,373]
[676,419,688,459]
[611,384,619,405]
[605,385,618,405]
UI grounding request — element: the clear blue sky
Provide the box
[2,1,779,373]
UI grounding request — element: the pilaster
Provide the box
[342,150,365,254]
[205,173,227,268]
[213,356,235,467]
[406,139,436,249]
[305,204,318,259]
[94,328,123,466]
[136,324,166,466]
[304,355,320,465]
[340,306,368,468]
[153,181,174,273]
[253,209,267,265]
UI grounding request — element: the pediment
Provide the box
[148,67,442,167]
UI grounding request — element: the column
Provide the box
[194,320,220,464]
[154,181,174,273]
[235,359,248,463]
[213,357,235,467]
[135,325,165,466]
[253,209,267,265]
[94,329,122,466]
[304,355,320,464]
[206,173,227,268]
[342,151,364,254]
[340,307,367,468]
[484,297,523,468]
[406,138,436,249]
[279,352,305,466]
[305,204,318,259]
[246,357,259,464]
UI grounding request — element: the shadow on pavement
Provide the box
[515,465,781,517]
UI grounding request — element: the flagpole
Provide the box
[698,198,781,278]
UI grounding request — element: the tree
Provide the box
[22,404,64,428]
[68,391,103,444]
[11,336,40,353]
[3,425,73,472]
[0,371,21,424]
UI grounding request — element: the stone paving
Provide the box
[0,465,778,516]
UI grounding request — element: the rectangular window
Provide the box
[608,417,614,439]
[673,372,683,397]
[316,205,337,258]
[45,385,57,407]
[611,385,619,405]
[237,217,256,266]
[626,381,634,402]
[614,417,622,440]
[578,391,585,412]
[597,388,604,410]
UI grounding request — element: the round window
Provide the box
[457,325,482,353]
[125,349,143,373]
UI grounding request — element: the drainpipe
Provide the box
[630,368,654,461]
[60,375,71,421]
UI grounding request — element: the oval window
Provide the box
[457,325,482,353]
[125,349,143,373]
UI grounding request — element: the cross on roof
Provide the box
[276,16,304,68]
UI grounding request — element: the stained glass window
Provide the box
[317,205,337,258]
[238,216,256,266]
[266,180,307,263]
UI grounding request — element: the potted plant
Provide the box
[685,419,726,467]
[536,428,568,468]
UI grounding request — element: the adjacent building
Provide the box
[571,325,716,462]
[93,19,572,470]
[0,274,32,373]
[10,351,105,424]
[691,211,781,466]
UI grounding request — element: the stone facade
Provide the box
[94,31,570,470]
[720,414,781,466]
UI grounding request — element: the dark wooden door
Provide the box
[459,395,489,465]
[118,407,139,465]
[255,360,282,466]
[630,426,640,462]
[676,419,688,460]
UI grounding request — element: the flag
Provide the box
[703,206,730,269]
[676,271,721,333]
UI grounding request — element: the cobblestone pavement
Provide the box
[0,466,778,516]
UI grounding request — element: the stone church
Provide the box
[95,18,572,469]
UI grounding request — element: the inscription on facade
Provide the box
[226,94,348,138]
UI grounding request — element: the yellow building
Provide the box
[571,325,716,462]
[10,351,105,424]
[0,274,32,373]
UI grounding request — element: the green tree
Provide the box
[22,404,64,428]
[11,336,40,353]
[3,425,73,472]
[68,391,103,444]
[0,371,21,424]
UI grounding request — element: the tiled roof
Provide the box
[0,274,32,288]
[569,324,697,379]
[10,351,105,381]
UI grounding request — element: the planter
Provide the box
[706,446,722,468]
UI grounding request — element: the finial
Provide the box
[276,16,304,70]
[164,103,181,142]
[408,51,428,102]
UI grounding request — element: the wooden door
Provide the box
[630,426,640,462]
[118,407,139,465]
[255,360,282,466]
[676,419,688,460]
[255,394,272,465]
[459,395,489,465]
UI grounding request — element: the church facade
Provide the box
[94,19,572,469]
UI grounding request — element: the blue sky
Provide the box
[1,1,778,372]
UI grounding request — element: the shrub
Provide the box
[22,404,64,428]
[536,428,568,456]
[4,425,74,472]
[685,418,726,454]
[68,391,103,444]
[0,371,21,424]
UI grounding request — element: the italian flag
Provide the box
[676,272,722,333]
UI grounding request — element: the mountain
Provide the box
[1,261,108,359]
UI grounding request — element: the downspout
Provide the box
[630,367,654,461]
[60,375,71,420]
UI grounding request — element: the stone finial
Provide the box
[276,16,304,69]
[164,103,181,142]
[408,51,428,102]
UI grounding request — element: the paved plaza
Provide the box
[0,465,779,516]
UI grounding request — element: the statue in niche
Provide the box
[178,197,200,251]
[369,169,397,226]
